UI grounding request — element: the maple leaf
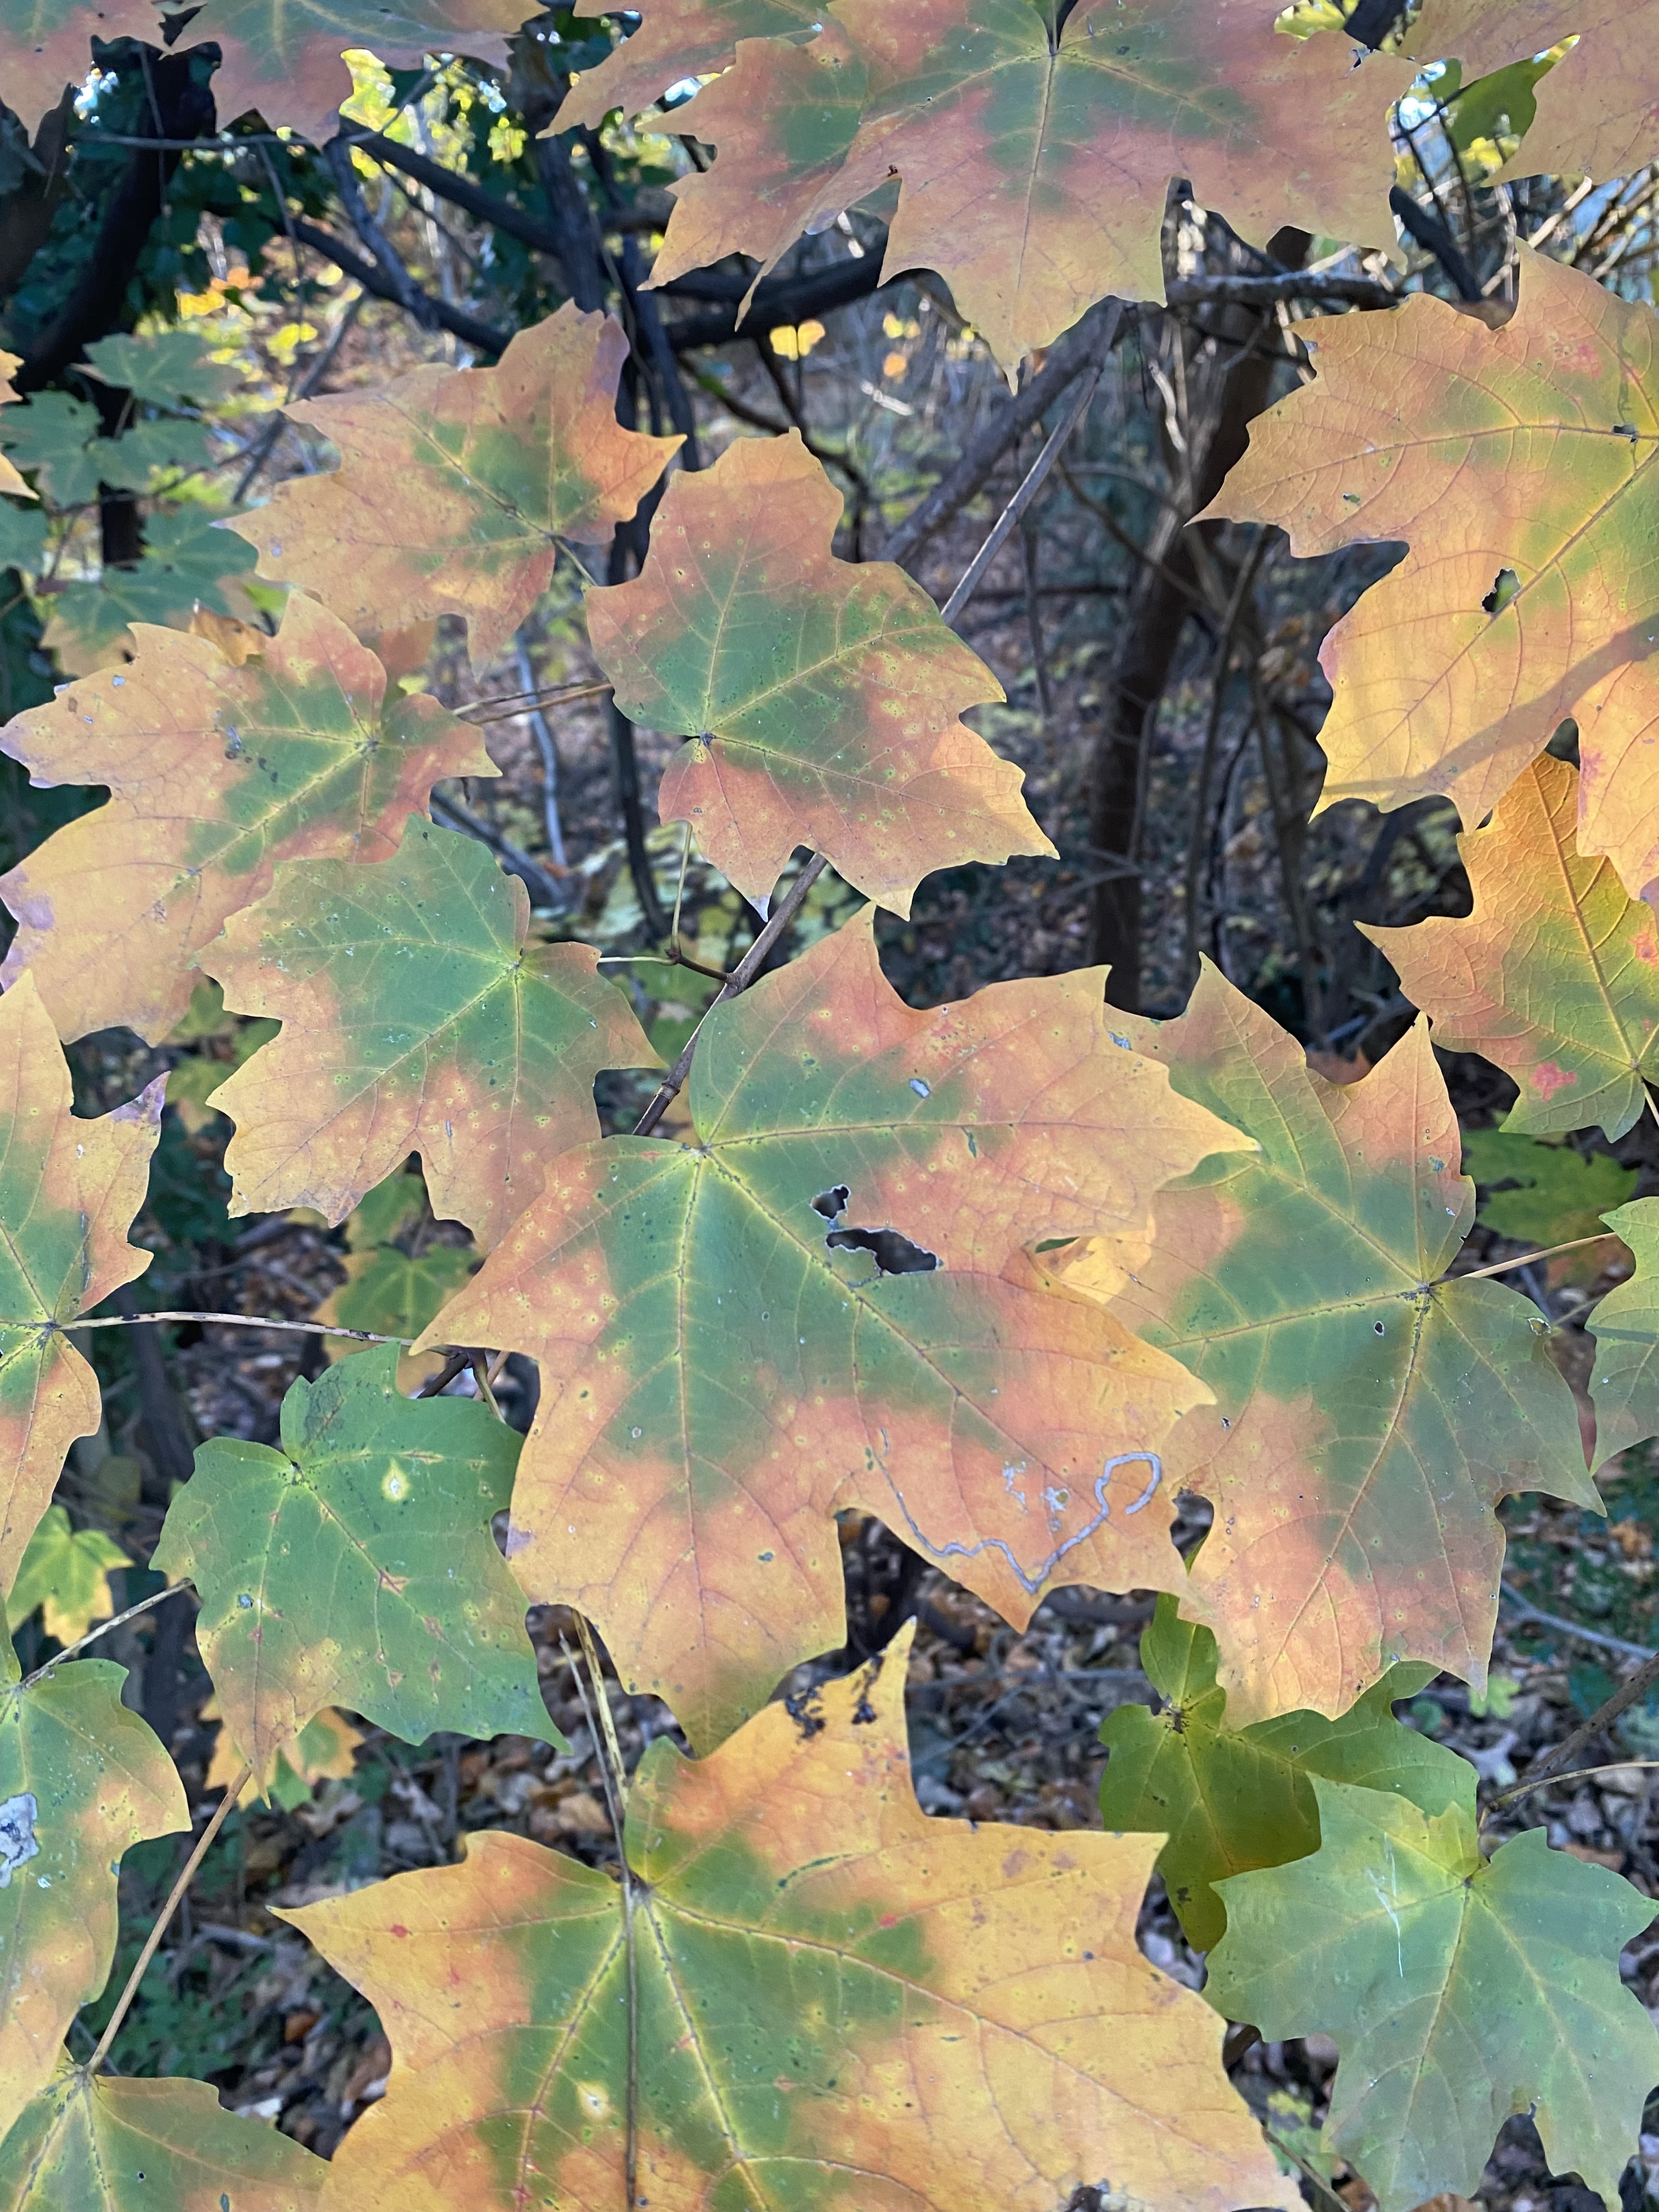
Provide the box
[0,591,492,1046]
[1588,1198,1659,1469]
[587,431,1052,914]
[1462,1129,1637,1286]
[1365,756,1659,1141]
[1410,1,1651,186]
[1100,1596,1467,1952]
[203,817,657,1246]
[289,1624,1295,2212]
[5,1506,129,1645]
[154,0,529,145]
[650,0,1413,369]
[0,355,34,503]
[552,0,823,131]
[229,308,680,669]
[416,909,1245,1748]
[206,1694,363,1810]
[0,2070,325,2208]
[0,1615,187,2139]
[0,0,165,133]
[1055,959,1594,1724]
[1209,247,1659,903]
[151,1347,562,1790]
[0,975,161,1593]
[1207,1775,1659,2212]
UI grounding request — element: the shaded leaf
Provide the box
[0,2070,325,2209]
[0,393,103,506]
[654,0,1413,367]
[1366,757,1659,1138]
[38,512,260,679]
[315,1244,477,1392]
[588,431,1050,913]
[205,816,657,1246]
[417,909,1245,1748]
[1410,1,1649,185]
[1206,1775,1659,2212]
[554,0,822,129]
[230,307,680,668]
[5,1508,129,1646]
[151,1345,562,1788]
[205,1694,362,1808]
[292,1623,1295,2212]
[1462,1128,1637,1280]
[1099,1595,1464,1951]
[1588,1197,1659,1468]
[0,356,35,503]
[0,1620,187,2140]
[1059,960,1594,1723]
[0,590,493,1045]
[0,1,166,130]
[0,975,161,1589]
[81,327,244,410]
[1209,248,1659,903]
[160,0,531,146]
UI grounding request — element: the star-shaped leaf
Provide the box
[553,0,822,130]
[1410,1,1651,187]
[417,909,1246,1748]
[652,0,1413,367]
[1588,1197,1659,1468]
[0,975,161,1593]
[1207,1776,1659,2212]
[0,2071,325,2209]
[151,1346,562,1790]
[0,1622,187,2141]
[1060,959,1594,1724]
[0,590,493,1045]
[160,0,531,146]
[1366,755,1659,1139]
[1209,247,1659,903]
[230,308,680,668]
[204,817,657,1246]
[289,1625,1296,2212]
[5,1508,129,1646]
[1100,1596,1466,1952]
[586,430,1051,913]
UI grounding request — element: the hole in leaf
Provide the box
[826,1225,939,1275]
[1482,566,1520,616]
[811,1185,850,1221]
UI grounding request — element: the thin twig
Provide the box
[59,1311,414,1344]
[454,678,613,724]
[416,1348,475,1398]
[1500,1638,1659,1797]
[633,856,829,1137]
[1453,1232,1619,1283]
[1487,1757,1659,1813]
[1500,1582,1655,1664]
[87,1764,252,2074]
[431,792,565,910]
[19,1583,191,1690]
[940,360,1106,630]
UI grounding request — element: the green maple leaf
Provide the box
[152,1346,563,1790]
[1589,1197,1659,1466]
[1207,1776,1659,2212]
[0,2070,324,2208]
[1099,1596,1467,1951]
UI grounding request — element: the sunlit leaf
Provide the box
[1588,1197,1659,1468]
[1207,1775,1659,2212]
[652,0,1413,366]
[1366,757,1659,1139]
[151,1345,562,1788]
[159,0,531,146]
[1209,248,1659,903]
[0,590,493,1044]
[5,1508,129,1646]
[1056,960,1594,1724]
[588,431,1051,913]
[205,817,657,1246]
[554,0,822,129]
[291,1624,1296,2212]
[0,975,161,1591]
[0,355,35,503]
[1410,1,1649,186]
[0,2069,325,2209]
[417,909,1245,1748]
[0,1613,187,2141]
[230,307,680,667]
[1099,1595,1464,1951]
